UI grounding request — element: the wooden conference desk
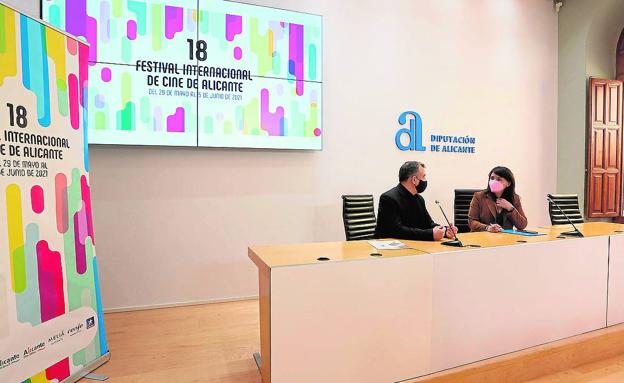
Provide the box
[248,222,624,383]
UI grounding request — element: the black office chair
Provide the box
[548,194,584,225]
[341,195,376,241]
[454,189,480,233]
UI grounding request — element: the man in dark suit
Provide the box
[375,161,457,241]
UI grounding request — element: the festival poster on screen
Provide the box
[0,4,108,382]
[42,0,323,149]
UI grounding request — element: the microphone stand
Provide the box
[547,195,584,237]
[435,200,464,247]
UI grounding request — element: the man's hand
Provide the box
[486,223,503,233]
[433,226,446,241]
[444,225,458,239]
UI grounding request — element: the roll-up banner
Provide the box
[0,2,109,382]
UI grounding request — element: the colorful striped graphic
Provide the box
[37,240,65,323]
[7,184,26,293]
[0,5,18,86]
[17,224,42,326]
[42,0,323,149]
[55,174,68,234]
[288,23,304,96]
[45,358,70,381]
[20,16,51,127]
[0,4,108,382]
[30,186,44,214]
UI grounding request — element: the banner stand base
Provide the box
[83,373,109,381]
[253,352,261,370]
[63,352,111,383]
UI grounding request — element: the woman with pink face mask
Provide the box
[467,166,528,232]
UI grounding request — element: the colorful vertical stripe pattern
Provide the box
[166,107,185,132]
[20,15,52,127]
[2,7,87,162]
[30,186,44,214]
[8,174,107,382]
[17,224,41,325]
[65,0,98,63]
[260,89,284,136]
[37,240,65,323]
[164,5,184,39]
[0,4,108,382]
[6,185,26,293]
[198,10,321,140]
[45,28,69,117]
[41,1,322,146]
[0,5,18,86]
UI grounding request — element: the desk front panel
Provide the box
[265,236,608,382]
[251,223,618,382]
[430,236,608,372]
[270,254,433,383]
[608,234,624,326]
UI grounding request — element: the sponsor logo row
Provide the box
[0,316,95,370]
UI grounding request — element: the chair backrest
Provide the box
[548,194,584,225]
[341,195,376,241]
[454,189,481,233]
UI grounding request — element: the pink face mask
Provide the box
[489,179,506,194]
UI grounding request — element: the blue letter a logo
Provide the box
[395,111,426,151]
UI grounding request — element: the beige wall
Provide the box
[557,0,624,210]
[13,0,558,310]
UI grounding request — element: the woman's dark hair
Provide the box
[485,166,516,202]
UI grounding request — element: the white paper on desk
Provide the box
[368,240,410,250]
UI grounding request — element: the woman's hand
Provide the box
[486,224,503,233]
[496,198,514,212]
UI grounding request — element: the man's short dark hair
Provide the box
[399,161,425,182]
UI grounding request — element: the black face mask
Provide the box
[416,180,428,193]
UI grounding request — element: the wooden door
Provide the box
[586,78,623,218]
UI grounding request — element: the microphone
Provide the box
[546,194,584,237]
[435,200,464,247]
